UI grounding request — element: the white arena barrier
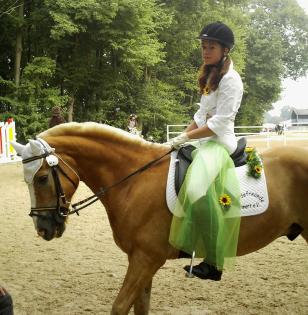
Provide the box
[0,118,21,164]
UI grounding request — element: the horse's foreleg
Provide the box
[301,230,308,243]
[111,251,163,315]
[133,279,152,315]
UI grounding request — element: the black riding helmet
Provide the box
[199,22,234,50]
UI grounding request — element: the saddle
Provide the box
[174,138,247,195]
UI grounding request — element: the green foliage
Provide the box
[237,0,308,126]
[248,0,308,79]
[246,147,262,179]
[0,57,67,142]
[45,0,118,39]
[0,0,307,143]
[134,80,189,141]
[237,28,283,125]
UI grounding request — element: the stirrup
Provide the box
[185,251,195,278]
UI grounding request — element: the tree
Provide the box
[2,57,68,142]
[237,0,308,126]
[0,0,307,141]
[249,0,308,79]
[14,0,24,86]
[156,0,248,122]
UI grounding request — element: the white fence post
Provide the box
[166,125,170,142]
[166,124,188,141]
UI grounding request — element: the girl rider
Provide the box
[168,22,243,281]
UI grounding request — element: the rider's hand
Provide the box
[166,133,189,149]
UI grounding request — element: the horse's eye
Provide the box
[37,175,48,185]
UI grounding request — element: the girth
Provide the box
[174,137,247,195]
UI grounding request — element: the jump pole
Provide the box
[0,118,21,164]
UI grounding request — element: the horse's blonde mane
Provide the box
[39,122,156,147]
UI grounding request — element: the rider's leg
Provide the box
[184,196,224,281]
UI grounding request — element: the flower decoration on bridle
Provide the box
[245,147,262,179]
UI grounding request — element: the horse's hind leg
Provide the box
[133,279,152,315]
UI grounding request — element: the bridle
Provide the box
[23,141,174,219]
[23,150,80,220]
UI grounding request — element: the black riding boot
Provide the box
[184,261,222,281]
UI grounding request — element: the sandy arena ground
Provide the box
[0,138,307,315]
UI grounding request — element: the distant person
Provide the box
[275,124,283,135]
[0,286,13,315]
[48,106,66,128]
[127,114,141,136]
[127,114,137,132]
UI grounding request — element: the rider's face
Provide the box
[201,40,228,65]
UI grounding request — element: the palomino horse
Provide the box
[12,122,308,315]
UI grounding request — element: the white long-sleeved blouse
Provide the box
[193,61,243,154]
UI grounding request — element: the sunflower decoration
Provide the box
[245,147,254,154]
[245,147,263,179]
[254,165,262,175]
[219,193,232,210]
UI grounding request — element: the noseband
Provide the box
[23,140,174,219]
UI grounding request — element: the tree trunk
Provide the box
[145,65,148,81]
[14,1,24,86]
[67,96,75,122]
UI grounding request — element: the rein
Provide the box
[23,144,174,217]
[70,148,174,215]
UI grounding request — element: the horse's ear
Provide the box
[29,139,42,155]
[11,141,25,155]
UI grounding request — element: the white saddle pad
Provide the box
[166,151,269,217]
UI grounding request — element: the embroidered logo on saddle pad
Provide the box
[166,150,269,217]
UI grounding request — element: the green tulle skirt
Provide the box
[169,141,241,270]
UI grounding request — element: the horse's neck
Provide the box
[58,138,139,189]
[49,134,163,196]
[46,131,168,236]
